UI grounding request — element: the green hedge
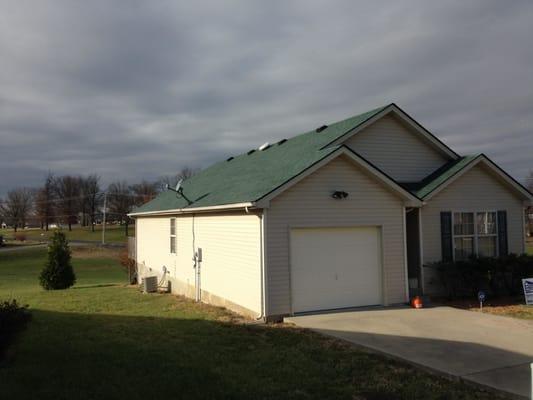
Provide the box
[427,253,533,299]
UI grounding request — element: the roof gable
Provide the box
[324,103,459,160]
[409,154,533,201]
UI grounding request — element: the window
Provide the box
[170,218,176,254]
[477,212,497,257]
[452,211,497,260]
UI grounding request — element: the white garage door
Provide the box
[290,227,382,313]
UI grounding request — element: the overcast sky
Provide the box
[1,0,532,197]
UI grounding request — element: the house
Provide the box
[129,103,532,320]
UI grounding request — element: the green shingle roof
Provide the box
[406,154,480,199]
[132,105,389,214]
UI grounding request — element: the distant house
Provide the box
[129,103,532,320]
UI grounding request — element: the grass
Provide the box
[0,248,502,400]
[0,224,131,244]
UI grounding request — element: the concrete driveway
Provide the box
[285,306,533,399]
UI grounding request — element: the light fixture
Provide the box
[331,191,349,199]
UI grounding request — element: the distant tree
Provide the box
[84,174,102,232]
[0,188,33,232]
[107,181,134,236]
[177,166,198,181]
[39,231,76,290]
[158,166,199,190]
[35,172,56,231]
[130,180,159,206]
[54,175,81,231]
[77,176,89,227]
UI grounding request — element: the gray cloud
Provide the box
[1,0,532,196]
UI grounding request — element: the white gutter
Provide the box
[256,210,267,320]
[128,202,256,217]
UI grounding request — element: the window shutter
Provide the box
[497,210,508,256]
[441,212,453,262]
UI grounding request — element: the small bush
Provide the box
[0,299,31,359]
[118,249,136,284]
[14,232,26,242]
[39,231,76,290]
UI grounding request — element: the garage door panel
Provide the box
[290,227,382,313]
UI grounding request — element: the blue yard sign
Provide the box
[522,278,533,306]
[477,291,486,302]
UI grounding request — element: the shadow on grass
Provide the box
[0,308,502,400]
[72,284,119,290]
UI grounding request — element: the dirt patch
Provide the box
[436,296,533,320]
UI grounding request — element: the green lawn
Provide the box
[0,248,500,400]
[0,224,131,244]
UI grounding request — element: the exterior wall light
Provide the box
[331,191,349,199]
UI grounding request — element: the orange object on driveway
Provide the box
[411,296,423,309]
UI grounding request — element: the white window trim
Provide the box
[170,217,177,255]
[451,210,499,261]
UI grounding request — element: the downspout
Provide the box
[245,206,267,321]
[256,209,267,321]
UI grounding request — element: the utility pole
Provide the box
[101,192,107,245]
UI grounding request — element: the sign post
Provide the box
[477,290,486,311]
[522,278,533,306]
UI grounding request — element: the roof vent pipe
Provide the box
[259,142,270,151]
[316,125,328,133]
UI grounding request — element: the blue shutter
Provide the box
[441,212,453,262]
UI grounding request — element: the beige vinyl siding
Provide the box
[422,164,525,291]
[136,212,262,315]
[266,155,407,316]
[343,114,450,182]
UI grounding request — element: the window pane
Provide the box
[170,218,176,235]
[454,237,474,261]
[478,236,496,257]
[170,237,176,254]
[453,212,474,235]
[477,212,496,235]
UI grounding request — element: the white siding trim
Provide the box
[128,202,255,217]
[419,207,425,294]
[402,207,409,302]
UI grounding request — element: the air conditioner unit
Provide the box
[142,276,158,293]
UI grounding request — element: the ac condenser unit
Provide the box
[142,276,158,293]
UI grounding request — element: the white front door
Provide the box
[290,227,382,313]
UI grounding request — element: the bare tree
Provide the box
[0,188,34,232]
[85,174,102,232]
[77,176,89,227]
[158,166,199,190]
[35,172,56,231]
[177,166,199,181]
[54,175,81,231]
[107,181,134,236]
[130,180,159,206]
